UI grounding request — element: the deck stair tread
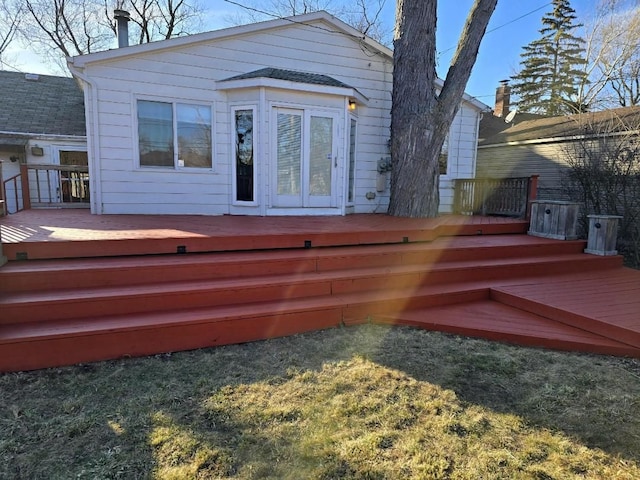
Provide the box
[0,250,618,305]
[0,235,587,292]
[0,253,621,325]
[373,299,640,357]
[0,283,495,342]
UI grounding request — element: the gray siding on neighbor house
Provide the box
[476,142,572,201]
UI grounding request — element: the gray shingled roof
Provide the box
[479,106,640,146]
[478,112,546,144]
[0,71,86,137]
[222,68,354,89]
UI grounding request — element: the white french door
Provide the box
[273,107,339,208]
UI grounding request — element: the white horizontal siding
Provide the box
[81,16,478,216]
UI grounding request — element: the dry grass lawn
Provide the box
[2,324,640,479]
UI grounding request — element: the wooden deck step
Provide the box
[0,284,495,372]
[0,235,588,293]
[373,300,640,358]
[0,252,621,324]
[1,229,636,372]
[491,268,640,349]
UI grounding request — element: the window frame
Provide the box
[134,96,214,171]
[231,104,258,205]
[347,116,357,205]
[439,134,450,177]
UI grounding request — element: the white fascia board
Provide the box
[0,131,86,142]
[68,11,391,69]
[217,77,369,105]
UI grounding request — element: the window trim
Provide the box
[439,134,450,177]
[231,104,258,206]
[134,96,215,171]
[347,116,357,205]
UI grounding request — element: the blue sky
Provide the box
[9,0,598,108]
[202,0,599,104]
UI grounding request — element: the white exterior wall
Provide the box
[73,15,482,216]
[438,103,481,213]
[77,19,391,215]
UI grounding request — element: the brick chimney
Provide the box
[114,10,130,48]
[494,80,511,118]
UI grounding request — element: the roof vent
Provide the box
[25,73,40,82]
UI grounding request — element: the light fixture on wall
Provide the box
[31,146,44,156]
[9,155,19,162]
[348,100,357,111]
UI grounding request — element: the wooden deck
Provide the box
[1,210,639,371]
[0,209,527,259]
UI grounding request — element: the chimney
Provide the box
[114,9,130,48]
[494,80,511,118]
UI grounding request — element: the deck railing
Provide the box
[1,164,90,214]
[453,176,539,218]
[2,173,25,214]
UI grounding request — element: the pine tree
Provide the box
[511,0,587,115]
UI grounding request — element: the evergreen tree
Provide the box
[511,0,587,115]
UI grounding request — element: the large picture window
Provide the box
[137,100,212,169]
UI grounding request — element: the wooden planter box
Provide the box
[584,215,622,256]
[528,200,581,240]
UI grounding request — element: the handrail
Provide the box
[2,173,24,214]
[2,164,90,213]
[453,176,538,218]
[28,164,89,173]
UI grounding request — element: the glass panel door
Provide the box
[275,109,303,206]
[59,150,89,204]
[306,114,335,207]
[272,108,338,208]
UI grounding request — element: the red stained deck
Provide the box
[0,209,527,259]
[1,209,639,371]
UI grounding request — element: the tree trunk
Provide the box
[389,0,498,217]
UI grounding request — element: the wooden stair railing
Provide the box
[454,175,539,218]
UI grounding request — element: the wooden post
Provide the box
[19,164,31,210]
[526,175,539,220]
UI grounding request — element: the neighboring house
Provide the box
[477,81,640,200]
[67,11,487,216]
[0,71,87,213]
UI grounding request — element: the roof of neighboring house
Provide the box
[0,70,86,137]
[478,111,545,143]
[479,105,640,146]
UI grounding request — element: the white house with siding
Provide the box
[67,11,486,216]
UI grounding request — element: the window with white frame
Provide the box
[137,100,212,169]
[348,118,357,203]
[233,107,255,202]
[439,135,449,175]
